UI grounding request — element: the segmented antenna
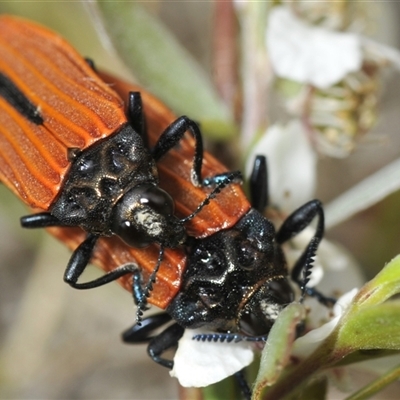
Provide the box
[298,237,337,306]
[136,246,165,324]
[135,171,242,323]
[180,171,242,223]
[192,332,268,343]
[299,236,320,303]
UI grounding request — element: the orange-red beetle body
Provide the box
[0,15,250,308]
[0,18,331,393]
[0,16,126,209]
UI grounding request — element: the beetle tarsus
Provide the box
[202,170,243,187]
[234,370,252,400]
[123,312,172,343]
[21,212,62,228]
[180,170,242,223]
[147,323,185,369]
[128,91,148,148]
[250,155,269,213]
[304,287,337,307]
[64,235,140,290]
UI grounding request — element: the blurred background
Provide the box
[0,1,400,399]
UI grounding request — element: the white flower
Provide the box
[170,329,254,387]
[246,119,316,213]
[292,288,358,359]
[267,6,363,89]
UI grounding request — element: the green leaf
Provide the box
[253,303,306,399]
[93,1,236,140]
[251,257,400,399]
[337,301,400,351]
[352,255,400,307]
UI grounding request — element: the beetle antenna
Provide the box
[192,332,268,343]
[136,246,165,324]
[180,171,242,223]
[299,237,319,304]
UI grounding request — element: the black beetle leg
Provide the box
[122,312,173,344]
[276,200,324,245]
[234,370,252,400]
[202,171,243,187]
[127,92,148,148]
[151,116,204,186]
[249,155,268,213]
[123,314,183,369]
[131,268,146,306]
[124,314,184,370]
[21,212,63,228]
[276,200,336,306]
[84,57,96,72]
[64,234,139,290]
[151,116,243,215]
[147,323,185,369]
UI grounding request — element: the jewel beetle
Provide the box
[0,15,247,308]
[0,16,334,396]
[48,70,333,378]
[44,72,251,310]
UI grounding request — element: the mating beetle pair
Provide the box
[0,15,332,392]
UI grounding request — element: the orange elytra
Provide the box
[0,15,250,308]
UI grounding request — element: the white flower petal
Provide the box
[333,288,358,317]
[267,6,363,88]
[247,120,316,213]
[170,329,254,387]
[292,315,340,358]
[292,289,358,359]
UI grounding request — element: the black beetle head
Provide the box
[167,209,294,334]
[111,183,186,248]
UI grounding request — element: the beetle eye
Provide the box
[139,184,174,216]
[237,241,257,269]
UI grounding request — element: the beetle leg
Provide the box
[202,170,243,187]
[21,212,63,228]
[276,200,336,306]
[131,268,145,306]
[84,57,96,72]
[127,91,148,148]
[276,199,324,244]
[151,116,244,219]
[122,312,172,343]
[249,155,268,213]
[151,116,204,187]
[146,323,185,369]
[234,370,252,400]
[64,234,139,290]
[123,315,184,369]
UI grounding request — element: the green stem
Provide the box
[261,337,344,400]
[345,364,400,400]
